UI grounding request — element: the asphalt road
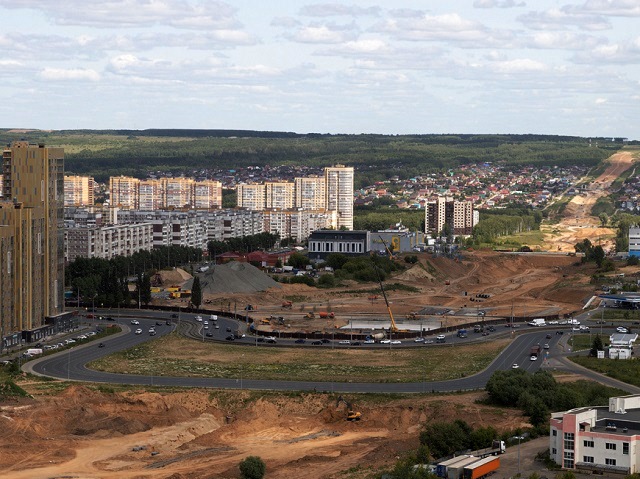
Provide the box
[25,309,636,394]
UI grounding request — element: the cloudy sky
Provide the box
[0,1,638,138]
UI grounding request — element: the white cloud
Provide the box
[528,31,604,50]
[595,97,607,103]
[289,23,358,44]
[300,4,381,17]
[491,58,548,73]
[38,67,100,81]
[563,0,640,17]
[474,0,526,8]
[517,8,611,30]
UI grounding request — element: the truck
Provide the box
[457,329,468,338]
[530,345,541,357]
[26,348,43,356]
[462,456,500,479]
[197,265,209,273]
[319,311,335,319]
[528,318,545,327]
[446,456,483,479]
[436,455,474,478]
[468,440,505,458]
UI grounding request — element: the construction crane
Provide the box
[336,396,361,421]
[370,248,399,333]
[378,234,396,259]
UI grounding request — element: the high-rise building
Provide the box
[109,175,140,209]
[1,141,64,345]
[325,165,354,230]
[64,175,94,207]
[424,196,474,236]
[237,184,266,210]
[265,182,294,209]
[294,176,326,210]
[163,177,192,209]
[138,179,163,210]
[193,180,222,209]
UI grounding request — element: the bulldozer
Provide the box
[337,396,361,421]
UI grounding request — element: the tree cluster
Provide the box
[574,239,606,267]
[472,213,541,244]
[207,232,279,256]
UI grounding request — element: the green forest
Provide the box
[0,129,619,185]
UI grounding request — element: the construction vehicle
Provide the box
[406,312,418,320]
[260,318,271,325]
[304,312,315,319]
[371,241,399,333]
[336,396,361,421]
[319,311,335,319]
[281,300,293,309]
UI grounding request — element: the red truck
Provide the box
[530,345,541,357]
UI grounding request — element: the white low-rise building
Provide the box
[609,333,638,360]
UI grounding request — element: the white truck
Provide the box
[528,318,545,327]
[197,265,209,273]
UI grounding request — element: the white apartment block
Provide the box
[325,165,354,230]
[164,177,192,209]
[193,180,222,209]
[295,176,326,210]
[64,175,95,207]
[109,176,140,209]
[550,395,640,474]
[65,222,153,262]
[265,182,294,209]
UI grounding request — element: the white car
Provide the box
[391,340,402,345]
[436,334,446,341]
[215,325,220,329]
[210,315,217,321]
[364,339,375,344]
[131,320,140,325]
[380,339,391,344]
[338,340,351,344]
[530,355,538,361]
[77,334,87,340]
[414,337,425,343]
[195,316,203,322]
[548,320,559,325]
[203,324,209,329]
[135,328,142,335]
[617,327,629,333]
[512,363,519,369]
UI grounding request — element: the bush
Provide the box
[239,456,266,479]
[317,274,336,288]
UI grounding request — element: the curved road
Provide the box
[25,311,637,394]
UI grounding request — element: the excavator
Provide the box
[337,396,361,421]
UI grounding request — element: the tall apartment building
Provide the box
[265,182,294,209]
[424,196,474,236]
[138,179,163,210]
[64,175,94,207]
[109,176,222,210]
[109,175,140,209]
[325,165,354,230]
[295,176,326,210]
[236,184,266,210]
[0,141,64,345]
[65,222,153,262]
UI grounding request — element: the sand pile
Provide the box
[183,262,281,294]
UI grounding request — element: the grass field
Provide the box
[88,333,510,383]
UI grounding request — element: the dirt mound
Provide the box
[156,268,192,287]
[183,262,281,294]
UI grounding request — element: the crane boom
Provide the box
[371,246,399,333]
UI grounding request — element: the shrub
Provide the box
[239,456,266,479]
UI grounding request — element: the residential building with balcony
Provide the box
[64,175,94,207]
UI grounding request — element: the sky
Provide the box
[0,0,638,138]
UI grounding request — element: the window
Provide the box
[606,443,617,450]
[583,456,594,463]
[552,448,557,455]
[623,442,629,455]
[583,440,594,448]
[564,432,575,451]
[552,430,557,437]
[605,458,617,466]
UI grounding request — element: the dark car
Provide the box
[35,343,43,348]
[205,332,213,337]
[98,343,105,348]
[166,320,171,325]
[312,340,322,345]
[155,321,163,326]
[225,335,235,341]
[256,337,265,342]
[294,339,306,344]
[556,330,564,335]
[321,339,331,343]
[487,326,495,332]
[170,313,178,318]
[105,316,114,321]
[352,341,361,346]
[546,333,552,339]
[226,327,232,332]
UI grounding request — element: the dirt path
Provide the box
[541,150,636,252]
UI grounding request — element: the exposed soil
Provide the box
[0,385,529,479]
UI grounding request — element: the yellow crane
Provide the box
[371,240,399,333]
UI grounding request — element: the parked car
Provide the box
[352,342,361,346]
[544,344,550,349]
[530,355,537,361]
[205,332,213,337]
[390,340,402,345]
[546,333,552,339]
[131,320,139,325]
[155,321,163,326]
[338,340,351,345]
[512,363,519,369]
[364,339,375,344]
[294,339,306,344]
[380,339,391,344]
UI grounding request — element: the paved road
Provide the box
[25,310,636,394]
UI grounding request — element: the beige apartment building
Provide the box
[109,176,222,210]
[237,183,266,210]
[424,196,474,236]
[0,141,64,344]
[64,175,94,207]
[294,176,326,210]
